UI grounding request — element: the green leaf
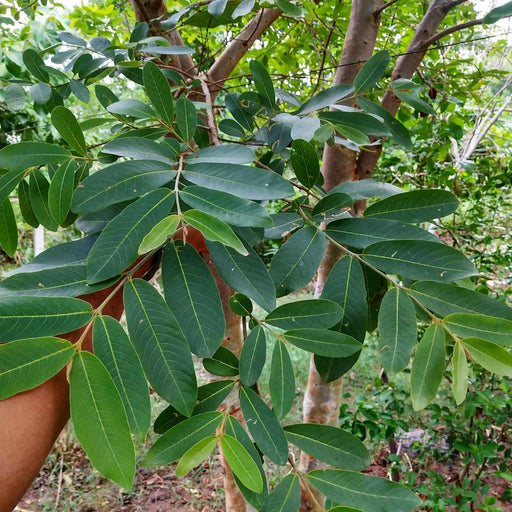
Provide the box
[283,329,361,357]
[363,240,478,282]
[93,316,151,442]
[70,79,91,103]
[68,354,135,492]
[0,142,71,171]
[162,242,225,357]
[298,85,354,115]
[0,169,26,205]
[233,0,255,18]
[124,279,197,415]
[0,296,92,342]
[86,188,173,284]
[451,342,468,405]
[378,288,417,373]
[311,193,353,224]
[221,435,264,493]
[394,90,435,115]
[142,61,174,127]
[0,199,17,257]
[29,170,58,231]
[250,60,275,109]
[207,241,276,313]
[175,436,217,477]
[183,162,293,200]
[290,139,320,189]
[364,189,458,222]
[270,226,326,297]
[331,179,402,201]
[175,96,197,141]
[410,281,512,320]
[48,160,76,225]
[411,324,446,411]
[51,106,87,155]
[307,469,421,512]
[320,111,388,137]
[354,50,391,93]
[102,137,177,163]
[260,473,300,512]
[209,0,228,16]
[269,339,295,419]
[0,337,75,400]
[187,144,255,164]
[265,213,303,239]
[107,99,156,119]
[461,338,512,376]
[203,347,239,377]
[29,82,51,104]
[72,160,176,214]
[181,186,271,228]
[18,179,39,228]
[239,387,289,465]
[484,1,512,24]
[95,84,119,109]
[23,48,49,82]
[4,83,26,111]
[326,218,441,249]
[284,423,370,470]
[138,215,180,254]
[143,412,223,466]
[265,299,343,330]
[154,380,235,433]
[184,209,248,255]
[240,325,266,386]
[443,314,512,346]
[219,118,246,138]
[229,293,253,316]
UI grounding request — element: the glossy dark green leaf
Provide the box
[203,347,239,377]
[101,137,176,163]
[265,300,343,330]
[240,325,266,386]
[162,242,225,357]
[219,118,246,138]
[269,339,295,419]
[154,380,235,434]
[461,338,512,376]
[107,99,156,119]
[29,170,58,231]
[443,313,512,346]
[184,209,248,255]
[23,48,49,82]
[183,162,293,200]
[181,186,271,228]
[0,337,74,400]
[0,199,17,257]
[320,111,388,137]
[18,179,39,228]
[283,329,361,357]
[260,473,300,512]
[307,470,421,512]
[290,139,320,189]
[207,241,276,313]
[72,160,175,214]
[250,60,275,109]
[70,79,91,103]
[187,144,255,165]
[229,293,253,316]
[48,160,76,225]
[87,189,173,284]
[394,90,435,115]
[175,436,217,477]
[298,85,354,115]
[311,193,352,224]
[175,96,197,141]
[76,202,129,234]
[378,288,417,373]
[69,351,135,489]
[0,142,70,172]
[239,387,288,465]
[265,213,303,239]
[363,240,477,282]
[411,324,446,411]
[51,106,87,155]
[124,279,196,415]
[354,50,391,92]
[270,226,326,297]
[95,84,119,109]
[330,179,402,201]
[327,218,441,249]
[93,316,151,442]
[484,1,512,23]
[0,170,26,205]
[451,342,468,405]
[284,423,370,470]
[0,296,92,342]
[364,189,458,222]
[410,281,512,320]
[143,412,223,466]
[142,61,174,127]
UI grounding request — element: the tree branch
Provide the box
[206,8,282,100]
[374,0,402,16]
[423,17,483,46]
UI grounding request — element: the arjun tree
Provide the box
[1,1,512,511]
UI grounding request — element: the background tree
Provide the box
[1,1,511,511]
